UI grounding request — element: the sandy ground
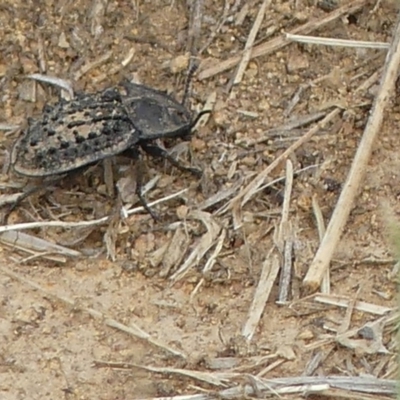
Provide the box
[0,1,399,399]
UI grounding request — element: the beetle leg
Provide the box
[139,142,202,177]
[122,148,159,221]
[2,174,67,224]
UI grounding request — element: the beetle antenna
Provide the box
[181,59,198,107]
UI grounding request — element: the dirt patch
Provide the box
[0,1,398,399]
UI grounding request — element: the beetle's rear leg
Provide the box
[2,175,67,224]
[121,148,158,221]
[140,141,202,177]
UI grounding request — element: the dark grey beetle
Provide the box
[10,81,209,219]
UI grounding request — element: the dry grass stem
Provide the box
[355,68,383,93]
[278,238,293,305]
[311,195,330,293]
[28,74,74,98]
[137,375,396,400]
[73,50,113,81]
[103,158,115,197]
[242,252,280,341]
[158,225,189,277]
[104,205,121,262]
[190,229,226,300]
[276,160,294,304]
[93,47,136,83]
[303,347,335,376]
[37,34,46,72]
[0,188,188,234]
[313,293,394,315]
[0,231,81,260]
[198,178,243,211]
[338,288,360,334]
[169,211,221,283]
[0,123,20,131]
[277,160,293,248]
[94,362,233,387]
[286,33,389,49]
[256,164,320,195]
[256,358,288,378]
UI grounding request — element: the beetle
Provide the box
[9,78,210,220]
